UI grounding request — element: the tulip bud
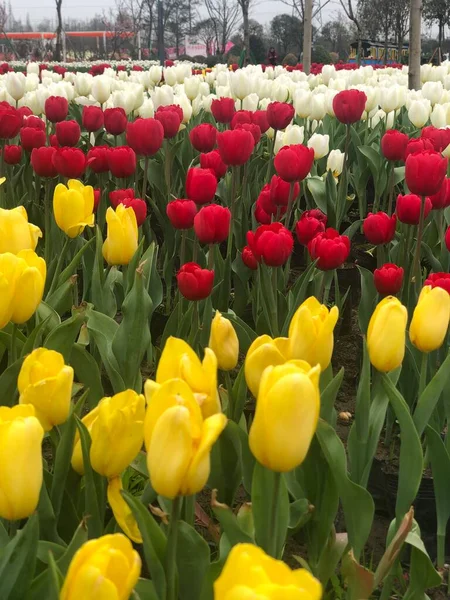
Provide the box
[209,311,239,371]
[107,146,137,178]
[0,206,42,254]
[186,167,217,205]
[326,149,344,177]
[107,478,142,543]
[177,262,214,301]
[410,285,450,353]
[247,222,293,267]
[374,263,404,296]
[53,179,95,238]
[367,296,408,372]
[307,133,330,159]
[103,204,138,266]
[308,228,350,270]
[333,89,366,124]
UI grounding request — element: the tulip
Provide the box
[242,93,259,111]
[247,222,293,267]
[405,150,447,197]
[156,337,220,418]
[20,127,46,151]
[269,175,300,208]
[429,178,450,209]
[274,144,314,182]
[186,167,217,205]
[31,146,58,178]
[214,543,322,600]
[307,133,330,159]
[326,149,345,177]
[266,101,295,131]
[60,533,141,600]
[245,335,290,397]
[381,130,409,162]
[252,110,270,133]
[242,245,258,270]
[119,197,147,227]
[6,72,26,101]
[53,147,86,179]
[295,209,327,246]
[18,347,73,431]
[45,95,68,123]
[155,106,182,138]
[236,122,261,145]
[249,361,320,472]
[109,188,135,208]
[408,100,431,128]
[333,89,367,124]
[421,125,450,152]
[396,193,432,225]
[82,105,104,132]
[103,204,138,266]
[56,120,81,146]
[363,212,397,245]
[91,76,112,104]
[211,97,235,123]
[0,250,46,327]
[308,228,350,270]
[275,124,305,153]
[53,179,95,238]
[107,146,137,178]
[3,145,21,165]
[200,149,227,179]
[177,262,214,301]
[104,107,128,136]
[217,129,255,166]
[189,123,217,153]
[0,404,44,520]
[107,478,142,543]
[126,118,164,155]
[166,199,197,230]
[374,263,404,296]
[209,311,239,371]
[0,206,42,254]
[425,272,450,294]
[0,104,21,139]
[144,378,227,498]
[289,296,339,370]
[294,89,312,118]
[194,204,230,244]
[87,145,109,173]
[404,137,434,159]
[367,296,408,372]
[410,285,450,353]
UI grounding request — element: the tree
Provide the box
[194,18,216,53]
[409,0,422,89]
[204,0,240,54]
[279,0,332,24]
[55,0,63,61]
[339,0,362,63]
[236,0,252,61]
[423,0,450,58]
[317,19,354,58]
[270,14,302,55]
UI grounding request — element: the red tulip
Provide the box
[24,115,45,131]
[126,118,164,156]
[186,167,217,205]
[107,146,136,178]
[429,178,450,209]
[374,263,404,296]
[217,129,255,166]
[421,125,450,152]
[270,175,300,206]
[56,120,81,147]
[295,210,327,246]
[155,106,182,138]
[405,150,447,196]
[45,96,68,123]
[424,272,450,294]
[266,101,295,130]
[308,228,350,270]
[120,197,147,226]
[381,130,409,162]
[93,189,101,211]
[194,204,231,244]
[52,147,86,178]
[189,123,217,152]
[363,212,397,245]
[104,107,128,136]
[274,145,314,182]
[20,127,46,151]
[17,106,32,120]
[251,110,270,133]
[82,106,104,132]
[242,245,258,270]
[49,134,59,147]
[87,146,110,173]
[231,110,252,130]
[200,149,227,179]
[31,146,58,178]
[247,222,294,266]
[109,189,134,208]
[177,262,214,300]
[0,104,22,139]
[395,194,432,225]
[235,122,261,145]
[166,199,197,229]
[332,90,367,124]
[404,137,434,159]
[254,200,272,224]
[211,97,235,124]
[3,145,22,165]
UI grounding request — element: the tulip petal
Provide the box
[107,478,143,544]
[11,266,45,324]
[245,338,287,397]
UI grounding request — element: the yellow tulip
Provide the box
[53,179,95,238]
[0,404,44,520]
[102,204,138,266]
[156,336,220,417]
[18,347,74,431]
[144,378,227,498]
[107,478,142,543]
[214,543,322,600]
[289,297,339,370]
[249,361,321,472]
[60,533,141,600]
[0,250,46,328]
[0,206,42,254]
[367,296,408,372]
[244,335,290,397]
[209,311,239,371]
[410,285,450,353]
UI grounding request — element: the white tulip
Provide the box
[259,98,271,110]
[199,82,210,97]
[5,72,26,101]
[272,83,289,102]
[242,93,259,111]
[184,76,200,100]
[230,71,250,100]
[138,98,155,118]
[149,65,162,85]
[74,96,99,107]
[422,81,443,105]
[111,90,135,115]
[202,94,217,113]
[294,89,312,118]
[216,85,232,98]
[274,131,284,154]
[327,149,345,176]
[379,86,400,113]
[75,73,93,97]
[91,77,111,105]
[216,71,229,88]
[25,74,39,92]
[192,95,203,116]
[153,85,174,109]
[308,133,329,159]
[310,94,326,121]
[26,62,40,76]
[283,124,305,146]
[205,71,215,86]
[321,65,336,86]
[408,99,431,128]
[19,91,41,115]
[431,104,447,128]
[174,94,192,123]
[164,67,178,87]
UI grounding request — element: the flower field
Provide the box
[1,59,450,599]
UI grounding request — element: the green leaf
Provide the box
[0,357,24,407]
[348,343,371,485]
[403,521,442,598]
[21,316,51,357]
[176,521,211,600]
[70,344,104,409]
[36,541,65,564]
[37,474,63,544]
[357,266,376,334]
[209,421,243,506]
[288,498,313,532]
[281,259,317,336]
[413,351,450,436]
[44,306,86,362]
[57,236,96,286]
[45,277,77,316]
[320,367,344,425]
[36,301,61,333]
[133,579,159,600]
[212,495,254,548]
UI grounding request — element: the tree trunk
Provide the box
[55,1,63,61]
[438,21,443,62]
[157,0,165,65]
[383,24,389,65]
[242,3,249,62]
[408,0,422,90]
[302,0,313,74]
[357,34,362,66]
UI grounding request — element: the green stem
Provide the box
[284,181,297,230]
[46,237,71,298]
[165,496,181,600]
[411,195,426,291]
[224,371,234,421]
[208,244,214,270]
[386,163,395,216]
[0,139,5,208]
[181,495,195,527]
[267,471,282,558]
[418,352,428,398]
[226,166,239,259]
[142,155,149,200]
[9,323,18,366]
[165,140,172,205]
[337,125,351,224]
[271,267,278,336]
[266,133,276,183]
[44,179,52,267]
[177,231,187,326]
